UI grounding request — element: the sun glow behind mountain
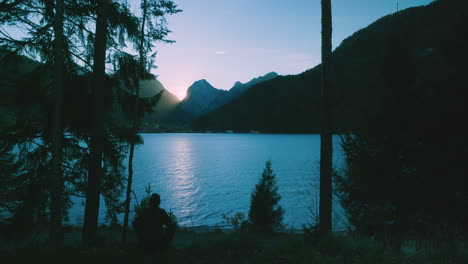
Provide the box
[175,90,187,101]
[173,85,188,100]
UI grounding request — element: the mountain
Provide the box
[193,71,319,132]
[0,51,41,97]
[0,52,49,129]
[0,53,180,131]
[170,72,279,123]
[139,79,179,124]
[193,0,468,133]
[170,79,227,122]
[206,72,278,111]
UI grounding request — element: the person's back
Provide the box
[134,193,175,250]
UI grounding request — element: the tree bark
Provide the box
[82,0,109,244]
[122,0,148,244]
[319,0,333,237]
[49,0,64,243]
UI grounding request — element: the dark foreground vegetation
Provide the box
[1,161,466,263]
[1,228,467,264]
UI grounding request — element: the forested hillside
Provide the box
[193,0,468,133]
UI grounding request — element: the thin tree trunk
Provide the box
[122,143,135,243]
[122,0,148,244]
[49,0,64,243]
[319,0,333,237]
[83,0,109,243]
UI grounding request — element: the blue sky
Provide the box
[4,0,434,100]
[139,0,434,100]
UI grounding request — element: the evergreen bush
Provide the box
[247,161,285,233]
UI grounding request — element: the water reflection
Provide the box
[166,136,201,226]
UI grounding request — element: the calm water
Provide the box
[68,133,346,229]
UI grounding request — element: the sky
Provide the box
[4,0,434,100]
[131,0,435,100]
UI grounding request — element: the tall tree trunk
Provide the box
[49,0,64,243]
[122,0,148,244]
[319,0,333,237]
[82,0,109,243]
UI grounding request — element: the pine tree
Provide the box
[49,0,65,243]
[0,0,154,244]
[83,0,111,243]
[248,161,284,233]
[0,0,96,243]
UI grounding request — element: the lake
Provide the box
[68,133,347,230]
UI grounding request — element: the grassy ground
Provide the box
[1,227,466,264]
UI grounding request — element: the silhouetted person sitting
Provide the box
[133,193,175,250]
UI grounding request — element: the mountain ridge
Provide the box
[140,79,180,125]
[169,72,279,123]
[192,0,468,133]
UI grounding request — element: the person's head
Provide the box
[149,193,161,208]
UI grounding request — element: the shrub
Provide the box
[133,184,152,219]
[221,211,246,232]
[247,161,285,233]
[167,210,179,231]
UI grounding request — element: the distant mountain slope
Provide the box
[206,72,278,111]
[170,79,227,122]
[0,53,179,130]
[0,52,44,128]
[140,79,179,124]
[170,72,279,123]
[193,0,468,133]
[195,71,319,133]
[0,51,41,96]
